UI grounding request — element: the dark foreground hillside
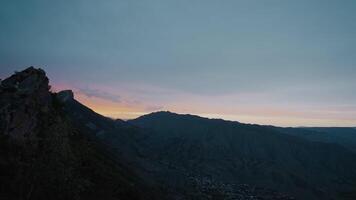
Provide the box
[0,67,161,200]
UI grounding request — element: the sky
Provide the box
[1,0,356,127]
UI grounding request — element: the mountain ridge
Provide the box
[2,67,356,200]
[130,110,356,200]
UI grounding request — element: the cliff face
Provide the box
[0,67,74,199]
[0,67,52,141]
[0,67,160,200]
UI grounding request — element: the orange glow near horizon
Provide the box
[74,94,356,127]
[51,83,146,119]
[51,83,356,127]
[75,91,149,119]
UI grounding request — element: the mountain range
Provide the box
[1,67,356,200]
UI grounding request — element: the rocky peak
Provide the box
[1,67,49,94]
[0,67,52,140]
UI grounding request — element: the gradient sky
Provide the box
[1,0,356,127]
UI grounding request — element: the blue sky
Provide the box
[1,0,356,126]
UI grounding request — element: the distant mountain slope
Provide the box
[273,127,356,153]
[62,94,297,200]
[130,111,356,200]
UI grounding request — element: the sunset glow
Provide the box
[50,82,356,127]
[1,0,356,127]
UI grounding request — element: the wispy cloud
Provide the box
[78,87,121,103]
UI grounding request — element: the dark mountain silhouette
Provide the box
[2,67,356,200]
[129,111,356,200]
[61,89,296,200]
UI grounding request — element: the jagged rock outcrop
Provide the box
[0,67,161,200]
[0,67,78,199]
[0,67,52,141]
